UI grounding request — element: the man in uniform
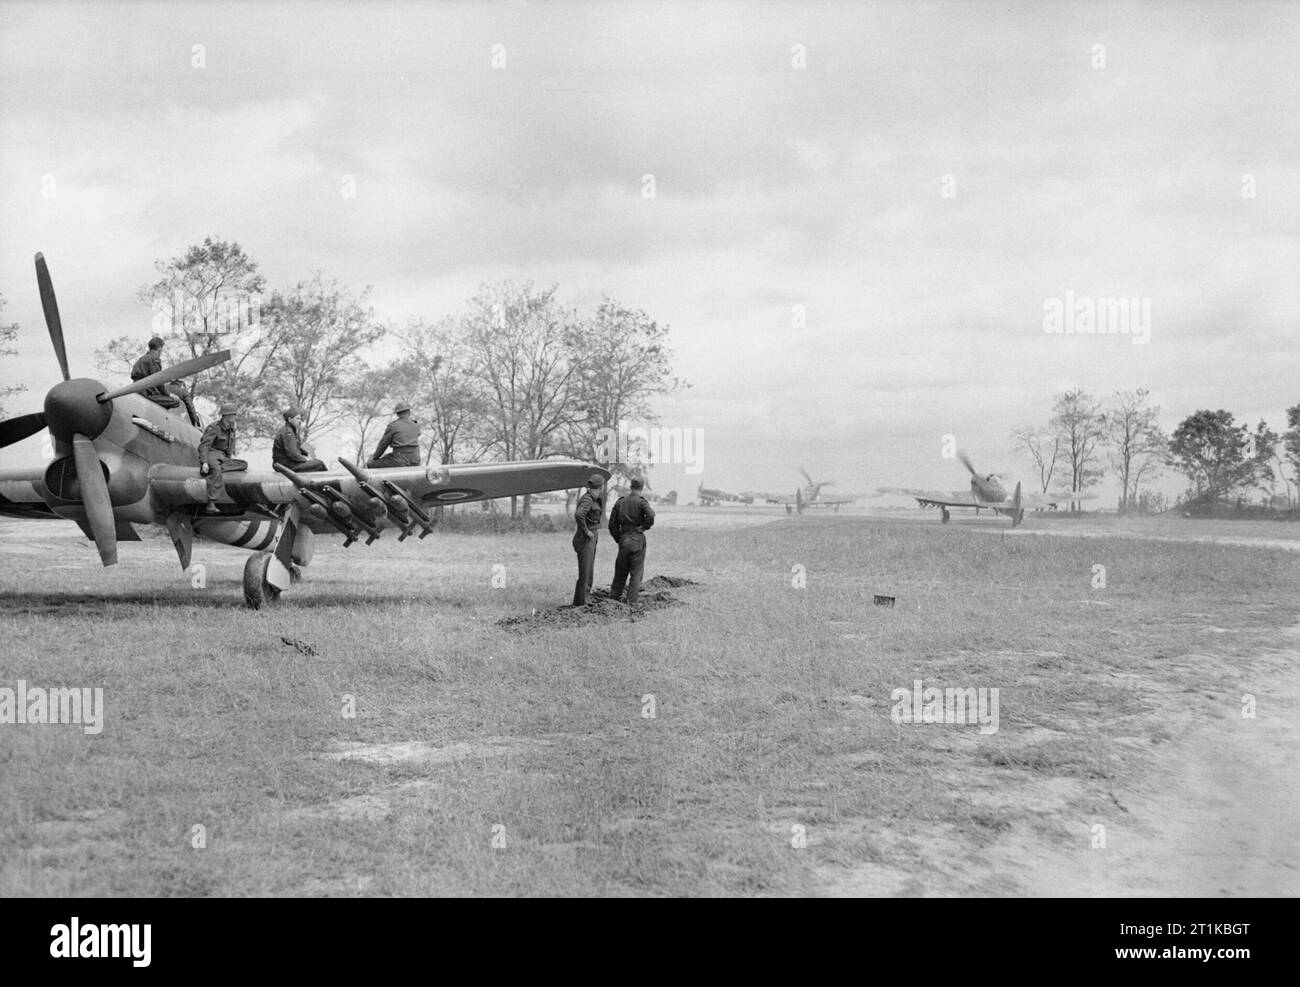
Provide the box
[367,401,421,468]
[572,473,605,606]
[608,477,656,605]
[131,336,199,425]
[272,407,326,472]
[198,404,248,513]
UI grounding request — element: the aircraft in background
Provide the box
[746,468,857,514]
[607,481,677,505]
[876,452,1097,526]
[695,483,752,506]
[0,254,609,607]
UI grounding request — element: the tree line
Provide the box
[1012,388,1300,513]
[93,237,684,516]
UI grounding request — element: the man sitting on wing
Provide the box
[272,407,326,473]
[198,404,248,513]
[367,401,421,468]
[131,336,200,426]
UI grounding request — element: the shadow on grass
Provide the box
[0,590,472,614]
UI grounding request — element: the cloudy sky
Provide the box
[2,0,1296,500]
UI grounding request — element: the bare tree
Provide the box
[1051,388,1106,511]
[1010,424,1061,494]
[462,281,584,517]
[1105,389,1166,513]
[254,274,384,442]
[343,364,405,462]
[394,318,489,466]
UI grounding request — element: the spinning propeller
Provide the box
[0,253,230,566]
[799,467,835,489]
[957,452,1012,481]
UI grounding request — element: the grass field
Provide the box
[1,510,1297,896]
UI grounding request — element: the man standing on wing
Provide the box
[608,477,656,606]
[572,473,605,606]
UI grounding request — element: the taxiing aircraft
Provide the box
[745,469,857,514]
[0,254,609,607]
[876,452,1096,526]
[696,483,752,506]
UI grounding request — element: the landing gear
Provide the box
[941,507,950,524]
[1012,509,1024,528]
[241,503,308,608]
[243,552,281,609]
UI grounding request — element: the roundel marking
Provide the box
[421,487,483,504]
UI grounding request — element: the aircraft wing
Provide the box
[147,459,609,534]
[745,491,793,505]
[875,486,977,508]
[1035,488,1100,505]
[0,468,59,518]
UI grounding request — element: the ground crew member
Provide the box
[572,473,605,606]
[272,407,326,472]
[367,402,421,468]
[608,477,656,605]
[131,336,199,425]
[198,404,248,512]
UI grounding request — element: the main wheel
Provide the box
[243,551,281,609]
[941,507,950,524]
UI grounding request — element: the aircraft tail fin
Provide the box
[1012,481,1021,510]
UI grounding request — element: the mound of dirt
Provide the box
[496,576,701,631]
[642,575,700,590]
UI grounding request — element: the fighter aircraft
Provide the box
[876,452,1096,526]
[695,483,752,506]
[745,469,857,514]
[0,254,610,607]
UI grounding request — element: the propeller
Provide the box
[35,253,71,382]
[72,433,117,566]
[0,412,47,449]
[12,252,233,568]
[98,350,230,402]
[958,451,979,476]
[799,467,814,486]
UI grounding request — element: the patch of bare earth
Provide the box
[283,736,554,825]
[814,633,1300,897]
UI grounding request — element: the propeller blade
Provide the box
[35,253,71,382]
[958,451,978,476]
[98,350,231,402]
[72,434,117,566]
[0,412,47,449]
[799,467,814,486]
